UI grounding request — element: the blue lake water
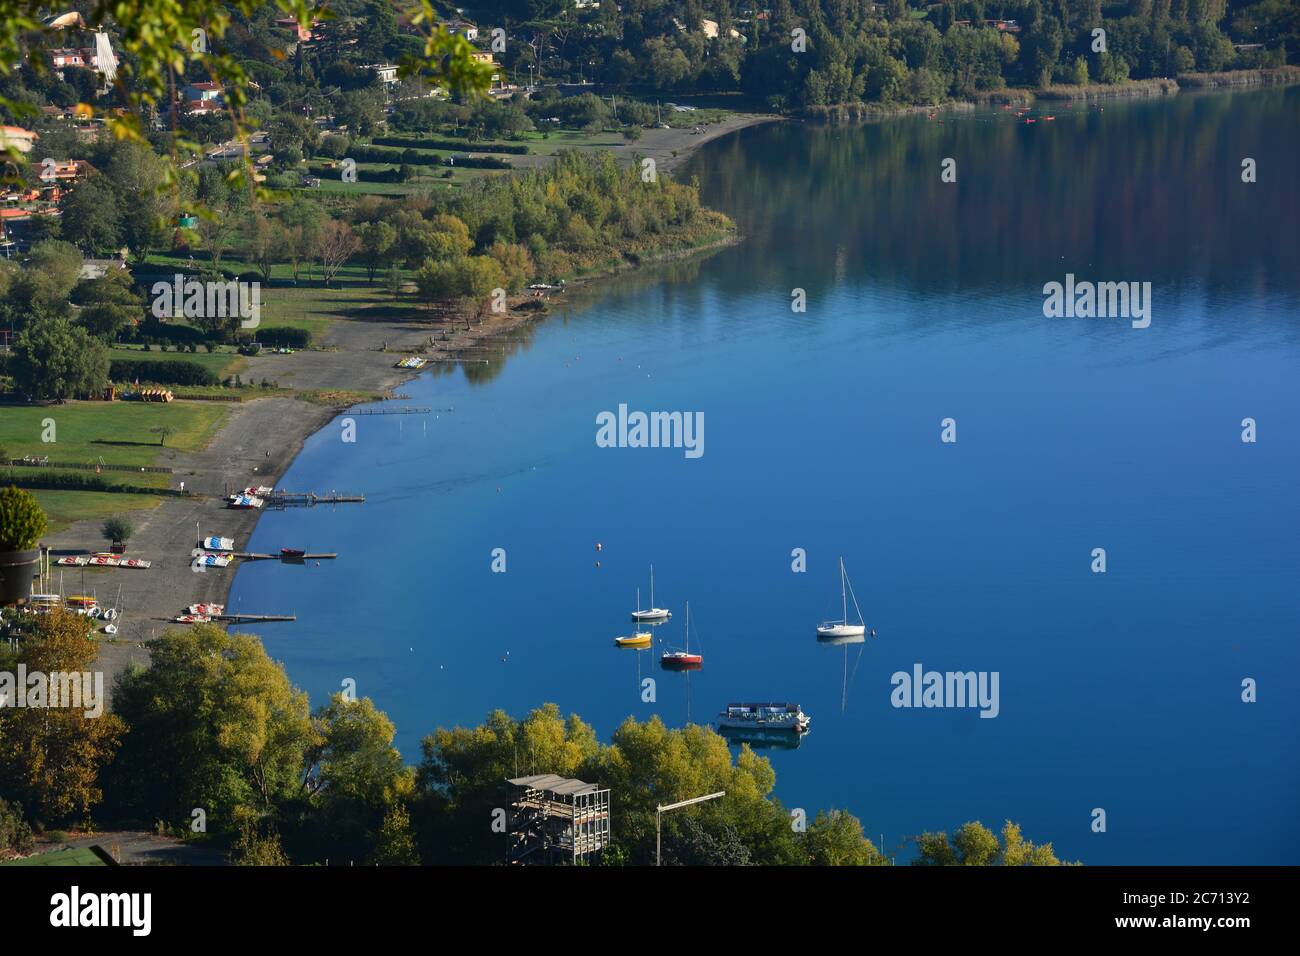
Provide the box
[230,88,1300,864]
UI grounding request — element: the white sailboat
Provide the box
[631,565,671,622]
[817,557,868,639]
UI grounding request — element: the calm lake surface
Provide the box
[231,87,1300,864]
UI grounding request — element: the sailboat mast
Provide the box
[650,564,655,608]
[841,558,848,624]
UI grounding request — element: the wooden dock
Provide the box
[214,613,296,623]
[263,492,365,509]
[235,552,338,561]
[348,406,431,416]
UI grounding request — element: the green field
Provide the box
[26,489,161,533]
[0,401,230,527]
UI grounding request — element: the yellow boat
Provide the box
[614,631,652,648]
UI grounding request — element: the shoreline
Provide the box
[59,76,1288,694]
[51,118,763,697]
[803,66,1300,117]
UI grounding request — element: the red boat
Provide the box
[659,601,703,670]
[660,651,702,671]
[280,548,306,558]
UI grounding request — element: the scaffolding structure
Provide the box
[506,774,611,865]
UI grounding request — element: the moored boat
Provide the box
[716,702,810,734]
[660,602,702,670]
[631,565,671,622]
[614,631,652,648]
[816,557,869,639]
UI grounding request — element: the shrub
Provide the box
[0,798,35,858]
[0,486,49,551]
[102,517,134,545]
[257,327,310,348]
[109,359,218,386]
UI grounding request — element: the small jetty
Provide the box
[263,491,365,509]
[235,552,338,561]
[213,612,297,624]
[348,406,431,416]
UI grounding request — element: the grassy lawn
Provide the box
[522,129,627,155]
[29,490,161,534]
[0,400,231,523]
[256,282,392,340]
[0,401,229,467]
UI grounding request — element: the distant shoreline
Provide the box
[802,66,1300,118]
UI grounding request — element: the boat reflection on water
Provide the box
[717,724,807,750]
[818,631,870,715]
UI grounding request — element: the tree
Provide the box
[664,816,753,865]
[281,200,325,283]
[102,517,134,548]
[0,797,35,859]
[105,142,170,263]
[913,820,1076,865]
[358,221,397,284]
[368,804,420,865]
[802,810,889,865]
[74,270,142,341]
[0,609,125,822]
[487,242,535,293]
[427,214,474,261]
[243,212,284,284]
[317,220,360,286]
[58,175,122,254]
[231,823,292,865]
[106,624,317,830]
[10,316,109,401]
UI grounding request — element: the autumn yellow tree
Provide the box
[0,609,124,822]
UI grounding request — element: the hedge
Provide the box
[2,470,182,495]
[307,163,407,184]
[372,135,529,155]
[255,326,311,348]
[338,146,511,169]
[109,359,218,386]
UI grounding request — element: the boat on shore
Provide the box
[631,565,671,622]
[816,557,869,639]
[203,536,235,552]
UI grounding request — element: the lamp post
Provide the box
[656,791,725,866]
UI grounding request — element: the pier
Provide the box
[348,406,431,416]
[235,552,338,561]
[263,491,365,509]
[214,613,297,624]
